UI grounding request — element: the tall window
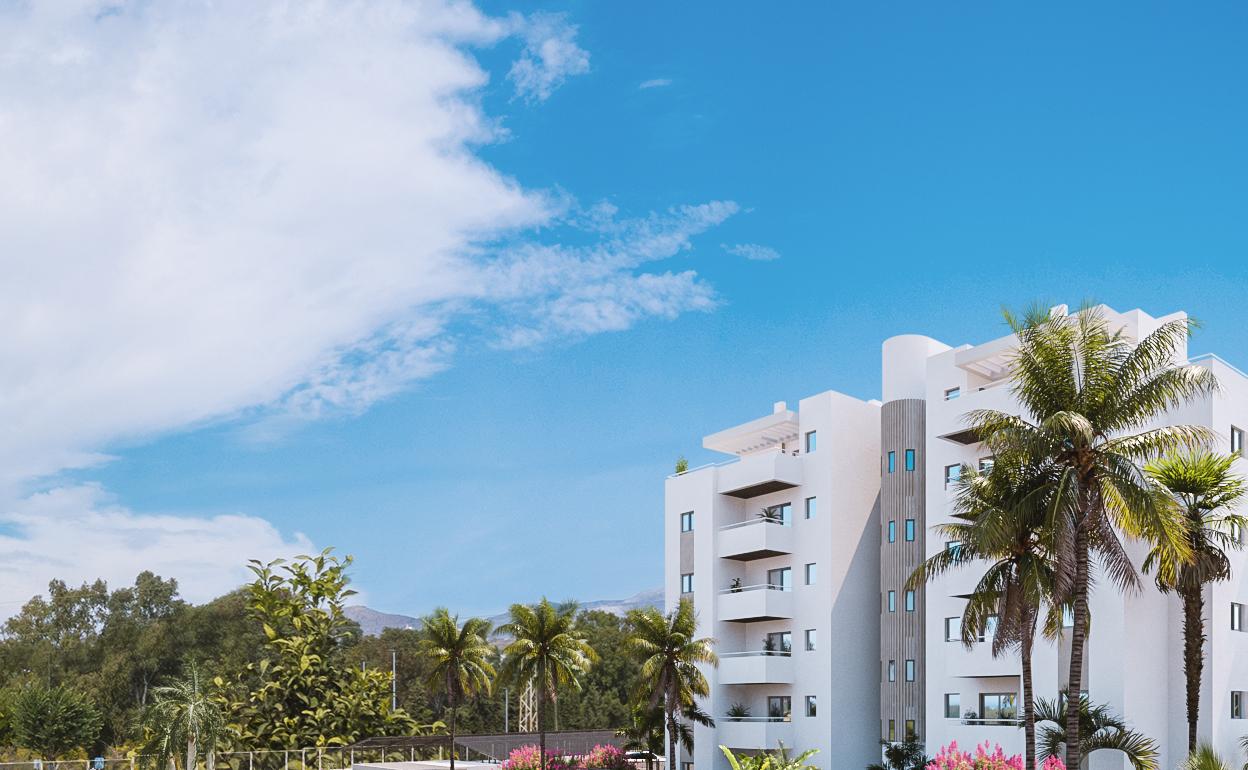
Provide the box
[887,719,896,742]
[905,449,916,471]
[905,659,915,682]
[904,719,916,739]
[905,519,916,541]
[767,696,791,720]
[1234,603,1244,631]
[805,696,817,717]
[944,387,961,401]
[980,693,1017,721]
[805,431,817,453]
[944,617,961,642]
[888,451,896,473]
[888,520,896,543]
[1234,691,1246,719]
[905,590,915,612]
[944,693,960,719]
[768,567,792,591]
[680,511,693,532]
[944,464,962,488]
[764,502,793,525]
[1234,521,1245,545]
[680,573,693,593]
[805,629,817,651]
[887,590,896,613]
[805,563,817,586]
[805,497,817,519]
[887,660,896,682]
[766,631,792,654]
[1234,426,1245,457]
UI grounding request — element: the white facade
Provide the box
[664,304,1248,770]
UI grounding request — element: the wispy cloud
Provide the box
[639,78,672,89]
[723,243,782,261]
[508,12,591,102]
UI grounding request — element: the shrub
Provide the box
[502,745,574,770]
[584,745,628,770]
[926,742,1061,770]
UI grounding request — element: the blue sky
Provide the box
[6,1,1248,617]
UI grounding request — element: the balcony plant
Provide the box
[726,703,750,722]
[729,577,742,593]
[675,456,689,474]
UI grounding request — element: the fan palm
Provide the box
[970,304,1214,770]
[908,459,1057,770]
[141,664,224,770]
[720,743,819,770]
[1142,451,1246,753]
[627,599,717,770]
[498,599,597,770]
[1034,693,1158,770]
[1182,744,1232,770]
[865,734,929,770]
[419,608,495,770]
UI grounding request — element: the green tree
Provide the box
[970,305,1212,770]
[498,599,597,770]
[10,682,103,759]
[865,735,929,770]
[1143,451,1247,753]
[908,460,1057,770]
[617,705,664,770]
[1034,694,1157,770]
[223,549,419,748]
[140,664,224,770]
[418,609,494,770]
[557,610,638,730]
[626,599,716,770]
[1182,745,1231,770]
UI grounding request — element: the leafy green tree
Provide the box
[1143,451,1247,753]
[419,609,494,770]
[617,705,664,770]
[223,549,419,748]
[970,305,1212,770]
[140,664,224,770]
[10,682,103,759]
[626,599,716,770]
[498,599,597,770]
[865,735,929,770]
[1034,694,1158,770]
[556,611,638,730]
[909,459,1057,770]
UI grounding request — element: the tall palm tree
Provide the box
[1143,451,1247,753]
[498,599,597,770]
[1034,693,1158,770]
[908,460,1057,770]
[970,304,1213,770]
[141,664,224,770]
[419,608,496,770]
[618,705,665,770]
[627,599,717,770]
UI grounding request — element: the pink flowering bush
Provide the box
[502,745,575,770]
[583,745,628,770]
[926,742,1062,770]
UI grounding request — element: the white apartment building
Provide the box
[664,304,1248,770]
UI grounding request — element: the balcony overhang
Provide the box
[953,334,1014,382]
[939,427,982,445]
[715,451,803,498]
[703,410,800,456]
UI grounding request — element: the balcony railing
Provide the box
[720,716,791,723]
[718,518,794,561]
[717,584,794,622]
[718,583,788,594]
[720,650,792,658]
[960,717,1019,727]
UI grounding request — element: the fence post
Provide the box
[348,750,353,769]
[248,753,253,770]
[317,749,322,770]
[284,752,289,770]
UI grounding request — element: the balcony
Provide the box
[718,585,794,622]
[715,451,803,499]
[942,639,1019,679]
[718,518,794,561]
[718,718,794,751]
[718,652,794,685]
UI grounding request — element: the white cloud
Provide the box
[0,0,736,608]
[639,78,672,89]
[723,242,782,261]
[507,12,590,102]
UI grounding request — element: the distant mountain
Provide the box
[345,588,663,638]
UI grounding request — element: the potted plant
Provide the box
[726,703,750,722]
[674,456,689,474]
[729,577,742,593]
[762,635,776,655]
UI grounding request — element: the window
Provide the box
[1234,426,1245,457]
[905,519,916,541]
[946,541,962,555]
[1234,691,1246,719]
[682,763,694,770]
[1234,603,1244,631]
[680,511,693,533]
[768,567,792,591]
[805,629,817,651]
[944,464,962,488]
[944,693,960,719]
[905,659,915,682]
[1234,521,1245,545]
[680,573,693,593]
[944,617,962,642]
[805,696,817,717]
[805,431,817,453]
[764,502,793,525]
[888,451,896,473]
[905,449,916,471]
[974,615,999,643]
[904,720,916,739]
[805,563,817,585]
[979,457,995,473]
[767,696,791,721]
[888,520,896,543]
[945,387,961,401]
[887,590,896,613]
[1062,605,1075,628]
[887,719,896,742]
[905,590,916,612]
[765,631,792,654]
[980,693,1017,721]
[887,660,896,682]
[805,497,817,519]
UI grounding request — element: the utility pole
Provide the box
[390,649,397,711]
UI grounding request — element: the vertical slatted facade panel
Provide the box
[879,399,926,740]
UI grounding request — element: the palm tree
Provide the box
[1143,451,1246,753]
[419,608,495,770]
[141,664,224,770]
[720,743,819,770]
[969,304,1214,770]
[618,705,664,770]
[1034,693,1158,770]
[866,734,929,770]
[908,459,1057,770]
[498,599,597,770]
[627,599,717,770]
[1182,744,1232,770]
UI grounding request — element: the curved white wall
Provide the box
[882,335,950,402]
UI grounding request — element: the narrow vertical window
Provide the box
[1234,602,1244,631]
[905,519,915,541]
[805,563,817,585]
[805,430,817,453]
[888,719,896,741]
[805,696,817,717]
[887,590,896,613]
[944,464,962,488]
[905,659,915,681]
[887,660,896,682]
[904,719,916,738]
[805,497,817,519]
[944,693,960,719]
[944,617,961,642]
[905,590,915,612]
[888,520,896,543]
[805,629,816,651]
[1234,426,1245,457]
[1234,691,1245,719]
[680,573,693,593]
[888,451,896,473]
[680,511,693,532]
[905,449,915,471]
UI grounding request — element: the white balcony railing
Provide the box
[717,718,794,751]
[718,651,794,685]
[717,584,793,622]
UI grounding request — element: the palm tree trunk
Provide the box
[1066,524,1090,770]
[666,708,677,770]
[538,692,547,770]
[186,735,197,770]
[449,690,458,770]
[1182,585,1204,753]
[1021,617,1037,770]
